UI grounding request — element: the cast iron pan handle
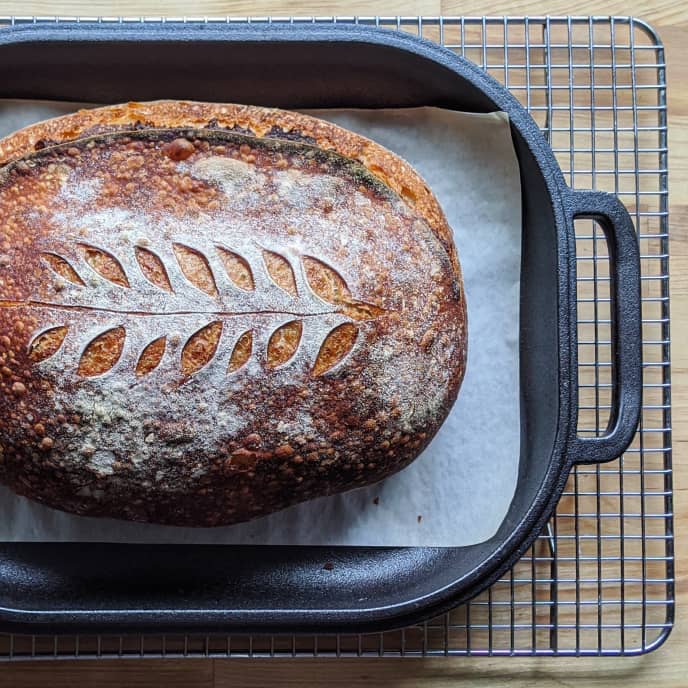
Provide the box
[567,190,642,464]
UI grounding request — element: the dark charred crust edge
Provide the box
[1,127,402,207]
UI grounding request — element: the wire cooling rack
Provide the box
[0,15,673,659]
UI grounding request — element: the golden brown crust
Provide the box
[0,121,467,527]
[0,100,458,271]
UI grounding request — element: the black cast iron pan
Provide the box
[0,22,642,634]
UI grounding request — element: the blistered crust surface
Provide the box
[0,127,466,526]
[0,100,459,271]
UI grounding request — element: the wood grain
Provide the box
[0,660,214,687]
[0,0,684,686]
[0,0,685,25]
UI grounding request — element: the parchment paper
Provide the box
[0,103,521,546]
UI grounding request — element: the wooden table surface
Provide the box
[0,0,684,686]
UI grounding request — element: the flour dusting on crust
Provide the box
[0,126,466,526]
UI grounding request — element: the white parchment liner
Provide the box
[0,103,521,546]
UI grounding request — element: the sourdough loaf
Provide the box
[0,102,466,526]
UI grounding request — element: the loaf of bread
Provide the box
[0,101,467,526]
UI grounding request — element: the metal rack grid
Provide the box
[0,15,672,659]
